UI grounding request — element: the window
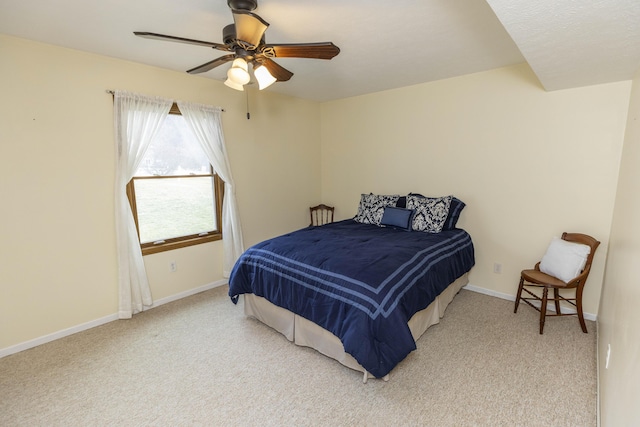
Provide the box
[127,104,224,255]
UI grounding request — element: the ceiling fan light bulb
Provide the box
[254,65,277,90]
[224,78,244,91]
[227,58,250,85]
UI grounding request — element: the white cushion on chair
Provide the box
[539,237,591,283]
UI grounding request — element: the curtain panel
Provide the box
[177,101,245,276]
[113,90,173,318]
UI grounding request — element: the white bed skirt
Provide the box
[243,273,469,379]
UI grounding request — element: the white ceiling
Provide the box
[1,0,639,102]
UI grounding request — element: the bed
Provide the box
[228,194,475,381]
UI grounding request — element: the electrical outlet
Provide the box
[169,261,177,272]
[493,263,502,274]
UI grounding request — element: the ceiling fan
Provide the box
[134,0,340,91]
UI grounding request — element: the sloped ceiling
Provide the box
[487,0,640,91]
[1,0,638,101]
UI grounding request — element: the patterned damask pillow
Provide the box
[409,193,466,230]
[406,195,452,233]
[354,193,400,225]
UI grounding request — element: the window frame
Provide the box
[126,103,224,256]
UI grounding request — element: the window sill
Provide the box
[141,233,222,255]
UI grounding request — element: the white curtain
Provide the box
[113,90,173,319]
[177,101,245,276]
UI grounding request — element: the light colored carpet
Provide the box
[0,286,596,426]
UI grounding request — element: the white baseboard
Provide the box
[149,279,227,309]
[0,279,227,359]
[463,283,597,321]
[0,313,119,359]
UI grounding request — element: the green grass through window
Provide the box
[134,177,216,243]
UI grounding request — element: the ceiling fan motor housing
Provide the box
[223,24,237,45]
[227,0,257,11]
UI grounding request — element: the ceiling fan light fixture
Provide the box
[224,78,245,91]
[227,58,250,85]
[254,64,277,90]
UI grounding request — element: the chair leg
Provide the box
[514,277,525,313]
[576,288,588,333]
[540,287,548,334]
[553,288,561,315]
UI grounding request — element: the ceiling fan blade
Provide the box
[134,32,229,51]
[262,42,340,60]
[259,58,293,82]
[187,54,236,74]
[232,10,269,48]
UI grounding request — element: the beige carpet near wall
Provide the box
[0,286,596,427]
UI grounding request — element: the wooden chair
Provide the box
[514,232,600,334]
[309,204,334,226]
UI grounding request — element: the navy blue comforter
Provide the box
[228,220,475,378]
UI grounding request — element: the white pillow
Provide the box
[539,237,591,283]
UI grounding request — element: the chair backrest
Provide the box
[561,232,600,285]
[310,204,334,226]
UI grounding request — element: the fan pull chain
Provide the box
[246,89,250,120]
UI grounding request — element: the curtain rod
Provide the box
[105,90,225,112]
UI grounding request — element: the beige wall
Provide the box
[0,34,321,351]
[598,73,640,426]
[320,63,631,316]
